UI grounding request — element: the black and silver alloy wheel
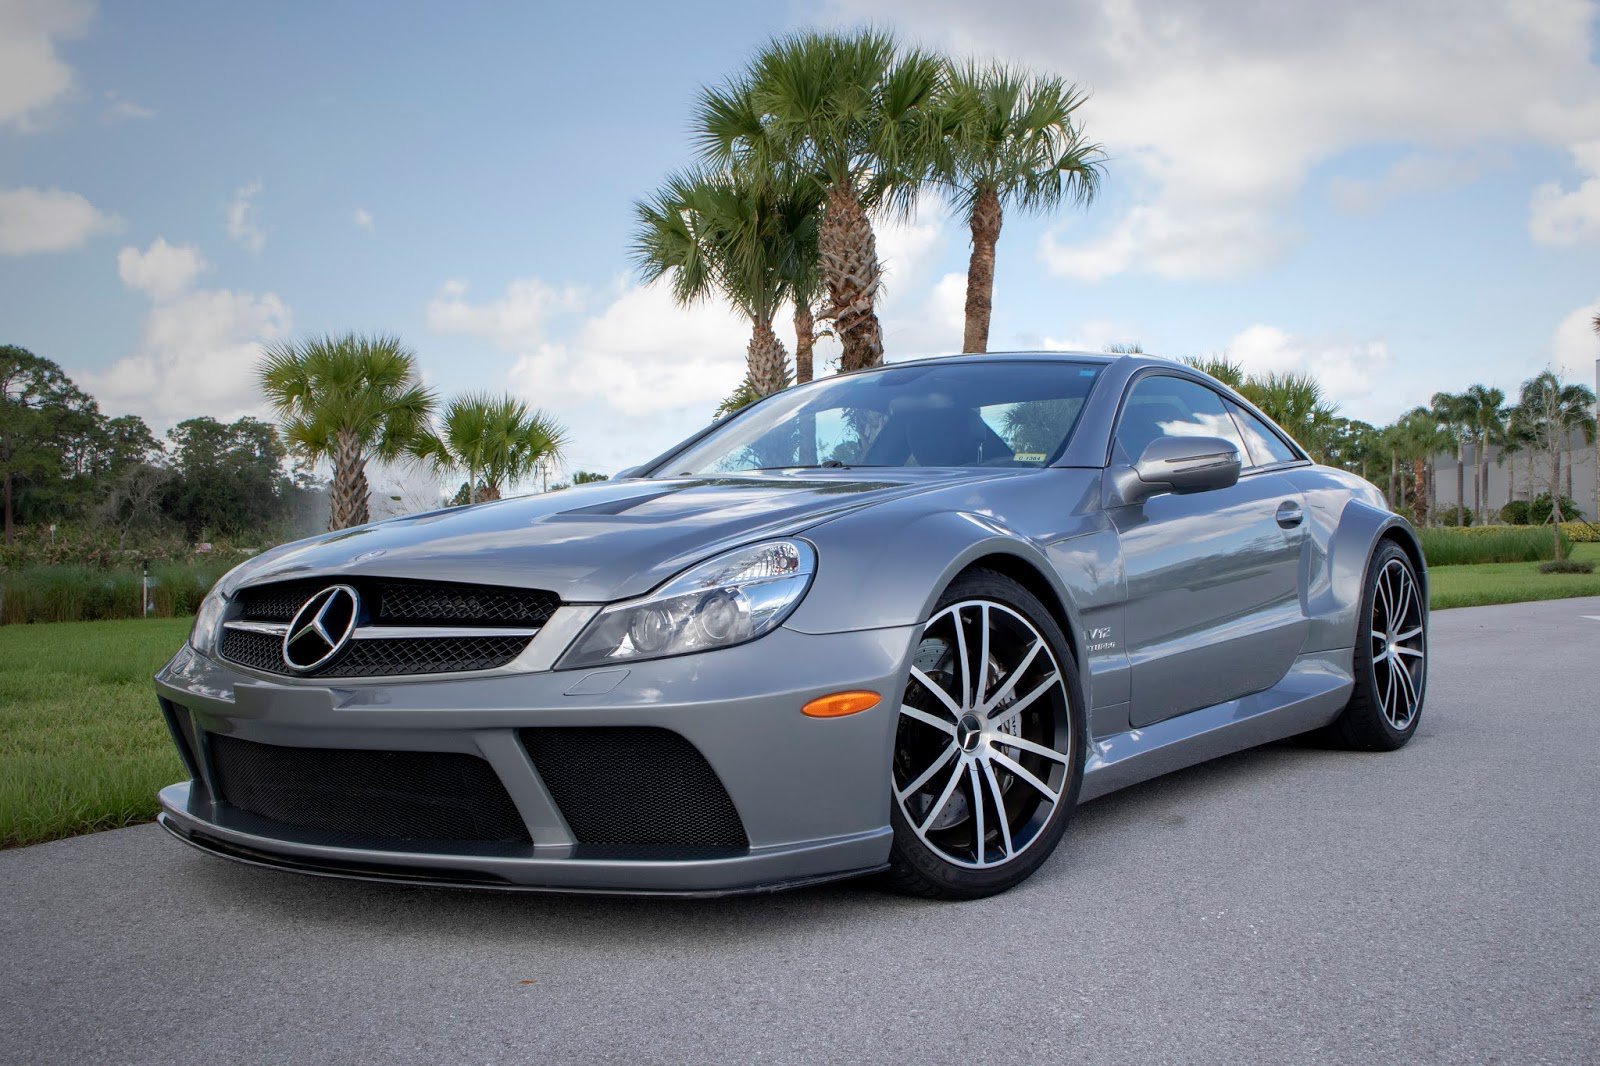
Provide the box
[1317,540,1427,751]
[1370,556,1425,730]
[885,570,1083,898]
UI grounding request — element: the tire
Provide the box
[882,569,1086,899]
[1318,541,1427,751]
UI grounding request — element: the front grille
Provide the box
[520,728,747,848]
[235,578,559,628]
[208,733,530,844]
[218,576,559,678]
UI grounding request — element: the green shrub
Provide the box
[1499,500,1530,525]
[1434,505,1474,527]
[1529,493,1580,526]
[1539,559,1596,574]
[1418,526,1572,566]
[1561,521,1600,543]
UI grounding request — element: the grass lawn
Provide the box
[1427,542,1600,610]
[3,548,1599,851]
[0,617,188,848]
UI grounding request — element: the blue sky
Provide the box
[3,0,1599,489]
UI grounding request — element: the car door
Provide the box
[1105,373,1309,727]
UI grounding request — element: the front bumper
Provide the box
[154,624,915,895]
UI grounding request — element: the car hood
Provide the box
[229,469,1025,603]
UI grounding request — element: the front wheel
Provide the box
[882,570,1085,899]
[1319,541,1428,751]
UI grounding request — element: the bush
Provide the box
[1529,493,1580,526]
[1560,521,1600,543]
[0,561,230,625]
[1539,559,1596,574]
[1434,505,1474,527]
[1418,526,1572,566]
[1499,500,1530,525]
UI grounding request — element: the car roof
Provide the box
[867,350,1172,372]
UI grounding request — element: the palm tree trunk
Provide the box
[1455,444,1466,526]
[1388,454,1398,512]
[963,187,1002,354]
[1472,442,1482,523]
[328,430,370,530]
[1411,457,1427,527]
[819,186,884,372]
[1551,448,1566,561]
[2,470,12,544]
[793,302,815,385]
[479,483,502,502]
[747,318,790,398]
[1506,462,1514,512]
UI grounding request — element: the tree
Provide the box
[1430,390,1473,526]
[259,333,434,530]
[571,471,608,485]
[698,29,947,371]
[936,63,1101,353]
[416,392,567,504]
[163,417,293,539]
[1390,407,1451,528]
[633,168,819,398]
[0,345,100,542]
[1517,371,1597,562]
[1242,372,1339,461]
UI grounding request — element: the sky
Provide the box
[3,0,1600,494]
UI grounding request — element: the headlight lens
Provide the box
[558,539,815,669]
[188,582,229,657]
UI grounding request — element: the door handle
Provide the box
[1276,501,1304,529]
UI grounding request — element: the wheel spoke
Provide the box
[980,757,1013,861]
[1392,658,1419,720]
[989,749,1059,804]
[977,603,991,707]
[908,666,962,717]
[989,671,1061,728]
[979,639,1044,715]
[1392,645,1423,660]
[991,730,1070,765]
[898,742,959,800]
[968,761,986,865]
[1392,626,1423,644]
[919,759,967,833]
[900,703,956,735]
[952,606,972,711]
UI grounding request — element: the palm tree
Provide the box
[1430,390,1472,525]
[1463,384,1506,522]
[697,29,947,372]
[633,168,819,398]
[259,333,435,530]
[1242,372,1339,461]
[1517,371,1598,561]
[1181,355,1246,390]
[936,63,1101,353]
[1391,406,1450,527]
[415,392,567,504]
[1496,403,1538,517]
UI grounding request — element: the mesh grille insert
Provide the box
[520,728,747,848]
[219,629,527,678]
[208,733,530,844]
[234,578,559,628]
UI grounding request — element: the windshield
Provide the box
[655,361,1103,477]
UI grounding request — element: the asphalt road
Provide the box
[3,596,1598,1065]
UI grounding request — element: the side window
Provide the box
[1113,375,1247,464]
[1226,400,1300,467]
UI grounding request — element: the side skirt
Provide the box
[1079,649,1353,802]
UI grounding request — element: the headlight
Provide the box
[188,582,229,657]
[558,539,815,669]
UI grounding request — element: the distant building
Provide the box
[1430,426,1598,522]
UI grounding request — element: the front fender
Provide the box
[1304,498,1427,652]
[784,508,1088,639]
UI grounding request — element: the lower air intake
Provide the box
[520,727,748,849]
[207,733,530,844]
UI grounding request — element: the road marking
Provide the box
[1582,615,1600,622]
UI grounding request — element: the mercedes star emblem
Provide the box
[282,585,361,672]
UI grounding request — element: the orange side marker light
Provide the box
[802,691,882,718]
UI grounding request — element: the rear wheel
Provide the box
[883,570,1085,899]
[1320,541,1427,751]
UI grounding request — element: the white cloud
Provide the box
[1529,142,1600,245]
[1329,151,1496,215]
[0,0,92,131]
[352,207,374,230]
[0,186,117,255]
[428,277,586,351]
[116,238,206,301]
[1549,296,1600,384]
[81,238,291,426]
[819,0,1600,276]
[103,90,154,122]
[226,180,265,252]
[1225,324,1393,406]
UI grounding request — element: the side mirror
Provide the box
[1117,436,1241,504]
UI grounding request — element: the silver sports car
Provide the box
[155,352,1428,898]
